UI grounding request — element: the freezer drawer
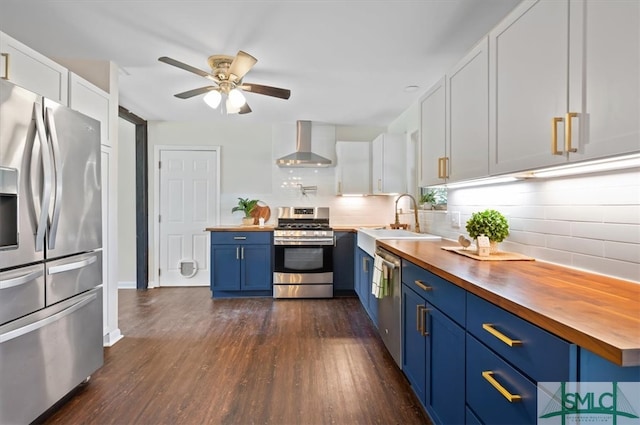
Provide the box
[0,263,45,325]
[0,287,103,425]
[46,251,102,305]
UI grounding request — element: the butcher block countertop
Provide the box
[205,225,276,231]
[378,239,640,367]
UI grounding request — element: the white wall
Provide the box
[117,118,137,288]
[147,120,399,279]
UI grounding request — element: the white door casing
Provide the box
[154,146,220,287]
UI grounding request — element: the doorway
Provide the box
[153,146,220,287]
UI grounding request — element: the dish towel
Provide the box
[372,255,390,299]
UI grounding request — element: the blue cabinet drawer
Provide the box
[467,293,575,382]
[401,260,465,326]
[466,334,538,425]
[210,231,271,245]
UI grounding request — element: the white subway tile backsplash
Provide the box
[571,222,640,244]
[604,241,640,263]
[522,219,571,236]
[603,205,640,224]
[506,230,547,247]
[570,254,640,283]
[433,169,639,283]
[546,235,604,257]
[545,205,603,222]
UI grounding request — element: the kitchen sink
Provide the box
[357,228,441,257]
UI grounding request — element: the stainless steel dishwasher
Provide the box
[375,246,402,369]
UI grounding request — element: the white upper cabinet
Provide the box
[372,133,405,194]
[335,141,371,195]
[447,37,489,182]
[419,77,447,186]
[68,73,111,146]
[489,0,639,175]
[0,31,68,105]
[568,0,639,161]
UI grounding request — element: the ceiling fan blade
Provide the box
[228,51,257,82]
[240,83,291,100]
[238,103,252,114]
[158,56,218,82]
[174,86,217,99]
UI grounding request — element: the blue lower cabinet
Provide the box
[240,245,272,291]
[402,284,465,424]
[579,348,640,382]
[210,231,272,297]
[355,248,376,324]
[211,245,242,290]
[402,284,427,402]
[466,334,538,425]
[333,231,355,295]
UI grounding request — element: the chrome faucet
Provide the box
[394,194,421,233]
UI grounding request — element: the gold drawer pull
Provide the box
[414,280,432,292]
[551,116,564,155]
[482,371,522,402]
[482,323,522,347]
[565,112,578,153]
[1,53,8,80]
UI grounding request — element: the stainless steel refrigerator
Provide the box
[0,79,104,424]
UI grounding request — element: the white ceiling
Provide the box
[0,0,521,127]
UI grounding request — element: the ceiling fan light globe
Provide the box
[228,88,246,108]
[203,90,222,109]
[225,97,240,114]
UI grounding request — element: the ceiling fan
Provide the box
[158,50,291,114]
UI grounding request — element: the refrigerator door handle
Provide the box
[33,103,52,252]
[48,255,97,275]
[45,107,63,249]
[0,291,97,343]
[0,269,44,290]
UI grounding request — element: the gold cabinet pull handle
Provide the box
[414,280,432,292]
[551,117,564,155]
[482,323,522,347]
[421,306,430,336]
[565,112,578,153]
[482,371,522,402]
[337,181,342,194]
[442,157,449,179]
[1,53,8,80]
[437,158,443,179]
[416,304,423,333]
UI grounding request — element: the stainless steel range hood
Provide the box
[276,121,332,167]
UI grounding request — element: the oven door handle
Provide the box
[274,238,335,245]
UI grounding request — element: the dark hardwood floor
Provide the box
[41,288,430,425]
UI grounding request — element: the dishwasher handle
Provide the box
[374,247,401,269]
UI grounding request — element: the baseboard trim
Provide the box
[118,281,136,289]
[103,328,123,347]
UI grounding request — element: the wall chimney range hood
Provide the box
[276,120,332,167]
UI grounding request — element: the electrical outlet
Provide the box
[450,211,461,228]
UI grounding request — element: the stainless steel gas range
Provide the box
[273,207,334,298]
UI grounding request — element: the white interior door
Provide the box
[158,149,218,287]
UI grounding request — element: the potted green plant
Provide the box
[232,197,259,225]
[465,209,509,252]
[420,191,437,210]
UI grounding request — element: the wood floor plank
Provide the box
[39,288,430,425]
